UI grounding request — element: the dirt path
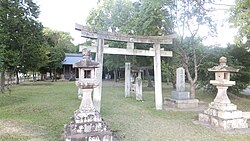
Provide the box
[0,120,47,141]
[228,92,250,103]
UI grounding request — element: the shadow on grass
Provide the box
[0,95,26,107]
[19,82,53,86]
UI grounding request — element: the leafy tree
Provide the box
[47,47,65,81]
[227,45,250,93]
[171,0,217,98]
[87,0,135,32]
[87,0,135,81]
[42,28,72,81]
[197,46,227,93]
[131,0,174,36]
[43,28,77,53]
[229,0,250,47]
[87,0,175,84]
[0,0,43,91]
[228,0,250,93]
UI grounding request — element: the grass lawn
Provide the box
[0,81,249,141]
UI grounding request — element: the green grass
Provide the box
[0,81,79,140]
[0,81,249,141]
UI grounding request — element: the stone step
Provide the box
[164,97,199,109]
[243,112,250,119]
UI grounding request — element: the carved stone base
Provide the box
[199,102,248,130]
[171,91,190,100]
[164,98,199,109]
[64,110,113,141]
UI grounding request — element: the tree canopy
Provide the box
[229,0,250,46]
[0,0,44,89]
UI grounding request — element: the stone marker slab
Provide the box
[176,67,185,92]
[136,77,143,101]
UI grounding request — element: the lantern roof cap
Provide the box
[208,56,239,72]
[73,48,99,68]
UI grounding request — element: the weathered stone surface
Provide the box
[243,112,250,119]
[199,57,248,130]
[64,49,112,141]
[127,42,134,49]
[176,67,185,92]
[212,86,231,104]
[125,63,131,97]
[169,67,193,108]
[217,110,242,119]
[199,112,248,130]
[75,23,176,44]
[171,91,190,100]
[167,98,199,109]
[135,77,142,101]
[78,88,82,99]
[154,43,162,110]
[130,84,136,92]
[209,102,237,111]
[93,38,104,112]
[79,45,173,57]
[64,110,113,140]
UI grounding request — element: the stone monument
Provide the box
[199,56,248,130]
[171,67,190,100]
[135,70,143,101]
[64,48,113,141]
[164,67,199,109]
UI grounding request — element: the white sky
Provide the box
[36,0,98,44]
[36,0,237,47]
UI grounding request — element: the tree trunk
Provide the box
[171,72,176,89]
[1,71,5,93]
[40,73,44,81]
[54,68,57,82]
[172,81,176,90]
[16,71,19,84]
[113,69,118,82]
[33,71,36,82]
[190,83,196,99]
[7,73,11,95]
[145,68,153,87]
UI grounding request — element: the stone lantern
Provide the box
[64,48,113,141]
[199,57,248,130]
[74,49,99,112]
[209,57,238,104]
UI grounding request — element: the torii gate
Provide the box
[75,23,176,112]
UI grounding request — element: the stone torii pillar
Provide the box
[153,43,162,109]
[125,62,131,98]
[93,38,104,112]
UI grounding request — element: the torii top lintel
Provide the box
[75,23,176,44]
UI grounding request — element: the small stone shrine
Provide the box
[64,48,113,141]
[164,67,199,109]
[199,57,248,130]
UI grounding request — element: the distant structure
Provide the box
[62,53,82,80]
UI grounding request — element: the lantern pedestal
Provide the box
[199,102,248,130]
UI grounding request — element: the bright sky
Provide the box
[36,0,237,47]
[36,0,98,44]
